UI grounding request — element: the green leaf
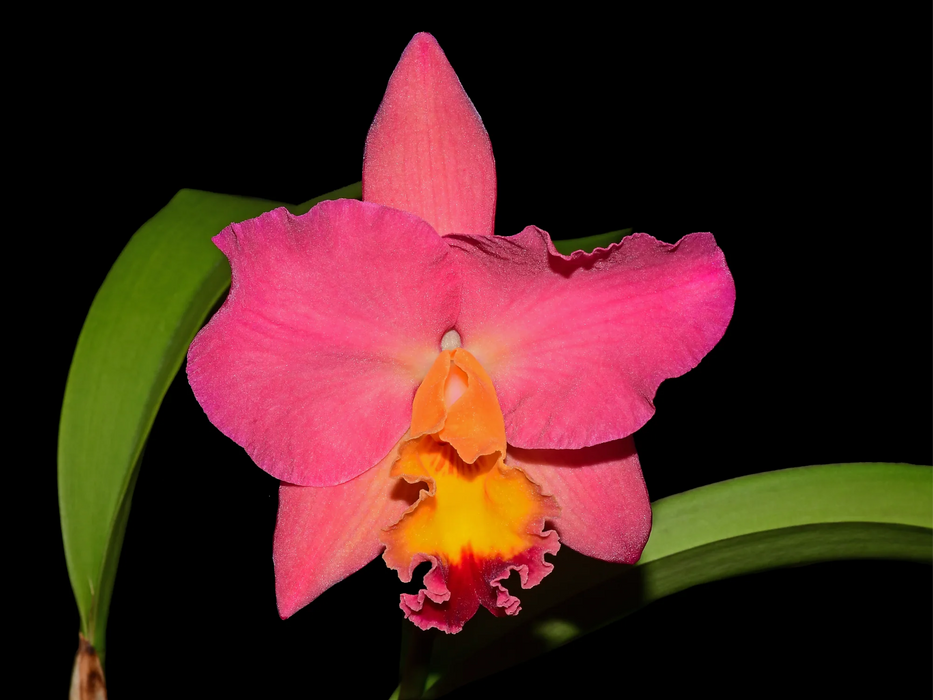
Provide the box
[415,463,932,698]
[551,228,633,255]
[58,182,361,659]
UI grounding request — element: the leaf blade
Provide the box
[421,463,932,697]
[58,184,361,657]
[551,228,633,255]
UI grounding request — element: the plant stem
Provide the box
[399,625,436,700]
[69,633,107,700]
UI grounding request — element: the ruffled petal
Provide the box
[383,444,559,633]
[187,199,459,486]
[506,437,651,564]
[396,540,559,634]
[273,442,419,619]
[363,32,496,237]
[409,349,507,464]
[382,349,559,633]
[446,227,735,449]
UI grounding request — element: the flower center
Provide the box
[444,362,469,410]
[440,328,462,351]
[381,348,559,632]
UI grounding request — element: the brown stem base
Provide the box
[69,633,107,700]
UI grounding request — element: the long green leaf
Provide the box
[57,182,362,659]
[416,463,932,698]
[552,228,632,255]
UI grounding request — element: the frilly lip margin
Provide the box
[381,443,561,633]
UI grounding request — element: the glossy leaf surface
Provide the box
[58,183,361,657]
[551,228,632,255]
[410,463,931,698]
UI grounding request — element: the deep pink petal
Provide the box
[506,438,651,564]
[273,446,420,619]
[447,228,735,449]
[363,32,496,237]
[187,200,459,486]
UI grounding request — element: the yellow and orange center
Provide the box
[381,346,557,630]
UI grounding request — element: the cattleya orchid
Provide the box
[187,33,735,633]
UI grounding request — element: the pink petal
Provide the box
[274,444,421,619]
[506,438,651,564]
[447,227,735,449]
[187,200,459,486]
[363,32,496,237]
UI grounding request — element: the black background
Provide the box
[40,11,929,699]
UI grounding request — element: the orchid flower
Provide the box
[186,33,735,634]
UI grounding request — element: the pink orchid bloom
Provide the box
[187,33,735,634]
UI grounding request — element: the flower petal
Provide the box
[382,441,559,633]
[397,544,558,634]
[363,32,497,237]
[273,442,420,619]
[409,349,508,464]
[383,350,558,633]
[506,437,651,563]
[187,199,459,486]
[447,227,735,449]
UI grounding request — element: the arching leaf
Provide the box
[58,183,361,659]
